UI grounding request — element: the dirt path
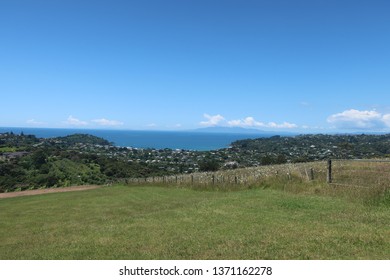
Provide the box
[0,185,103,199]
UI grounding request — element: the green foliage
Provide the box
[54,134,111,146]
[0,147,17,152]
[0,132,171,192]
[232,134,390,161]
[0,132,39,148]
[0,163,27,192]
[30,150,48,168]
[198,159,220,172]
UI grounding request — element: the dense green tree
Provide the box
[199,160,220,172]
[31,150,48,168]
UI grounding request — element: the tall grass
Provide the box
[127,160,390,207]
[127,162,328,189]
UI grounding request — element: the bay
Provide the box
[0,127,270,151]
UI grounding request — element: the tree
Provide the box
[31,150,48,168]
[199,160,220,172]
[261,155,273,166]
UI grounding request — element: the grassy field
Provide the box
[0,182,389,260]
[0,147,17,152]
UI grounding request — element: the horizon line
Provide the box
[1,126,390,136]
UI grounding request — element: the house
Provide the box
[2,151,30,160]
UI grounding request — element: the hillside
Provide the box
[2,132,390,192]
[230,134,390,163]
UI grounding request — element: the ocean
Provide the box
[0,127,270,151]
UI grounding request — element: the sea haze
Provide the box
[0,127,280,151]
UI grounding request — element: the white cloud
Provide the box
[26,119,46,126]
[64,115,88,126]
[267,121,298,129]
[91,118,124,126]
[200,114,225,126]
[228,116,297,129]
[228,117,265,127]
[382,114,390,127]
[199,114,298,129]
[327,109,387,129]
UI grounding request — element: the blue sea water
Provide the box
[0,127,269,151]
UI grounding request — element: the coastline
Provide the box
[0,127,269,151]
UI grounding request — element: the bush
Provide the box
[198,160,220,172]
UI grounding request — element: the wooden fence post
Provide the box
[212,175,215,185]
[327,160,332,183]
[310,168,314,181]
[305,168,310,181]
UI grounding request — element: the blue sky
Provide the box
[1,0,390,132]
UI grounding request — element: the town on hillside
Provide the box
[1,132,390,192]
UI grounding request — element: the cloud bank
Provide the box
[327,109,390,130]
[91,118,124,126]
[200,114,298,129]
[63,116,124,127]
[64,115,88,126]
[228,117,297,129]
[200,114,225,126]
[26,119,46,126]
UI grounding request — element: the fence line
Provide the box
[125,161,328,187]
[332,159,390,163]
[120,159,390,190]
[328,159,390,189]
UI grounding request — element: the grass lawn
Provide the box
[0,185,389,259]
[0,147,17,152]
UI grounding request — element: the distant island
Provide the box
[1,132,390,193]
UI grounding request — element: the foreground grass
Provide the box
[0,185,389,259]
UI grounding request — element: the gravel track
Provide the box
[0,185,102,199]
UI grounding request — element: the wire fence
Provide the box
[120,159,390,191]
[124,161,328,188]
[330,159,390,189]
